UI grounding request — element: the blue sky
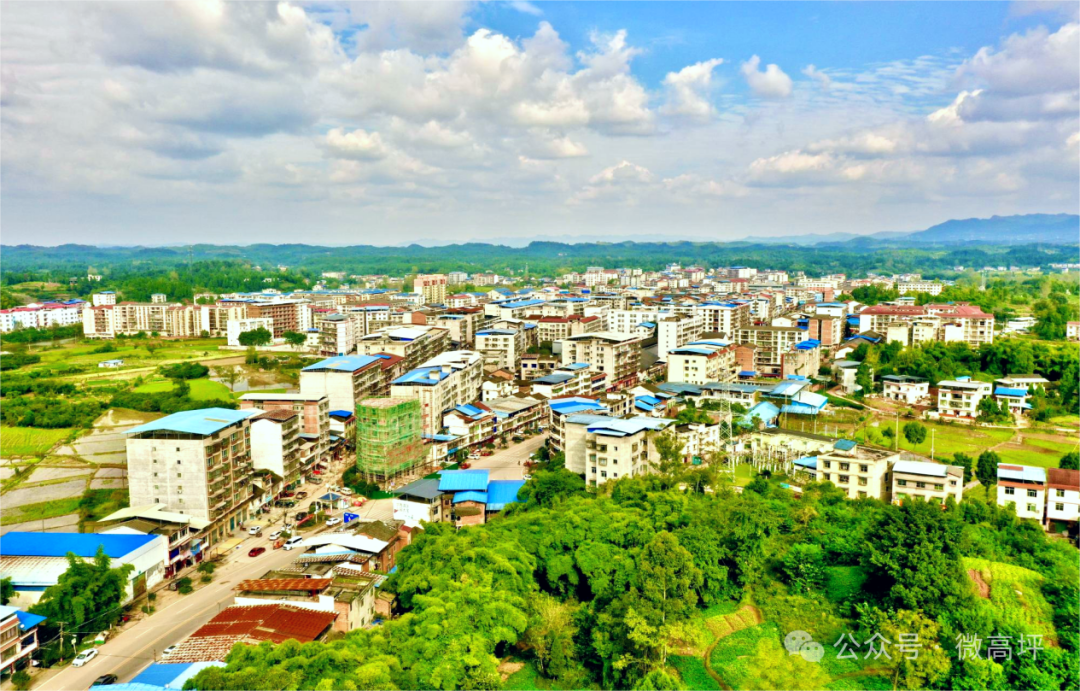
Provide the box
[1,1,1077,245]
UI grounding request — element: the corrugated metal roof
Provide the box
[486,480,526,511]
[997,464,1046,483]
[453,490,488,504]
[0,532,161,558]
[439,469,490,491]
[302,355,382,372]
[834,439,858,451]
[994,387,1028,397]
[126,408,256,437]
[393,478,444,500]
[892,460,948,477]
[585,417,670,437]
[235,579,333,592]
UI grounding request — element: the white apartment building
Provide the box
[529,363,592,399]
[666,339,736,385]
[559,332,642,390]
[898,281,944,296]
[475,326,527,371]
[1046,468,1080,528]
[126,408,258,542]
[890,460,963,504]
[563,415,672,487]
[447,271,469,285]
[936,378,992,419]
[657,313,703,358]
[299,354,386,412]
[415,274,448,305]
[881,375,930,405]
[357,325,451,371]
[0,301,85,333]
[317,313,356,356]
[249,409,303,490]
[815,440,897,500]
[997,464,1046,521]
[693,302,751,340]
[227,317,274,346]
[390,350,484,437]
[93,291,117,306]
[238,393,332,475]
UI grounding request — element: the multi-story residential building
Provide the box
[890,459,963,504]
[674,421,721,465]
[317,313,356,356]
[93,504,210,579]
[1068,321,1080,340]
[415,274,448,305]
[666,339,736,385]
[299,354,386,415]
[84,302,171,337]
[994,385,1031,417]
[1046,468,1080,529]
[563,415,671,487]
[126,408,257,542]
[881,375,929,405]
[559,332,642,390]
[447,271,469,286]
[657,313,704,358]
[227,317,274,346]
[531,314,602,343]
[433,309,483,347]
[486,395,547,439]
[519,353,561,380]
[936,378,992,419]
[239,393,331,475]
[150,293,168,304]
[356,325,451,372]
[249,409,303,491]
[475,326,527,371]
[897,281,944,295]
[806,316,842,349]
[694,302,751,339]
[528,363,590,399]
[859,303,994,346]
[93,291,117,306]
[548,397,610,452]
[997,464,1046,521]
[0,605,45,678]
[814,440,897,500]
[0,301,86,333]
[390,351,484,437]
[737,326,809,377]
[246,300,312,338]
[443,403,497,452]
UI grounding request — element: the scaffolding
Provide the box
[355,397,426,485]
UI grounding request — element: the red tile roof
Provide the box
[183,604,337,657]
[1047,467,1080,491]
[235,579,333,592]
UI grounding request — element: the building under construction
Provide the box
[355,397,426,484]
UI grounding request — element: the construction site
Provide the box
[355,397,427,485]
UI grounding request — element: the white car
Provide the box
[325,517,342,527]
[268,530,283,541]
[283,536,304,550]
[247,525,262,536]
[72,649,98,667]
[523,473,533,480]
[468,453,481,460]
[339,487,353,496]
[162,645,178,658]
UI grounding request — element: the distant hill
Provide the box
[896,213,1078,246]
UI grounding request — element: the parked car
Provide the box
[161,645,178,658]
[523,473,533,480]
[295,511,309,522]
[339,487,353,496]
[72,649,99,667]
[248,547,266,557]
[295,491,308,499]
[281,491,296,498]
[247,525,262,536]
[468,453,480,460]
[268,529,284,541]
[326,517,342,527]
[93,674,118,685]
[283,536,304,551]
[275,499,297,508]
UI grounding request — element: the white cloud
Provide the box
[956,22,1078,96]
[507,1,544,17]
[741,55,793,98]
[801,64,831,91]
[662,58,723,119]
[324,128,390,160]
[532,135,589,159]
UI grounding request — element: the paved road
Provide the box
[467,435,546,479]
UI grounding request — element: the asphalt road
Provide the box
[32,436,545,690]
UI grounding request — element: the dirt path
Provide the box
[968,568,991,598]
[701,605,763,691]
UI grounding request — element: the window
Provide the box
[859,464,868,473]
[1027,489,1037,498]
[858,477,868,486]
[1055,503,1065,511]
[839,475,849,484]
[177,472,182,478]
[177,460,181,465]
[897,479,907,487]
[1026,503,1037,512]
[934,484,944,491]
[1057,489,1065,497]
[916,482,926,489]
[600,471,607,478]
[858,491,867,499]
[823,461,831,469]
[1004,487,1015,495]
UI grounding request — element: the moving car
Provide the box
[93,674,118,685]
[283,536,304,550]
[468,453,481,460]
[73,649,99,667]
[268,530,283,541]
[325,517,342,527]
[248,547,266,557]
[247,525,262,536]
[162,645,178,658]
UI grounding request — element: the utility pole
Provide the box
[931,429,935,461]
[895,411,899,451]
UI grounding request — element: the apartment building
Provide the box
[859,303,994,346]
[737,326,809,377]
[249,409,303,491]
[447,271,469,285]
[239,393,331,475]
[356,325,451,371]
[475,327,527,371]
[666,339,736,385]
[563,415,671,487]
[936,378,992,419]
[559,332,642,390]
[532,314,602,343]
[1046,468,1080,529]
[246,300,312,338]
[881,375,930,405]
[815,440,897,500]
[227,317,274,346]
[299,354,386,413]
[890,460,963,504]
[898,281,944,296]
[84,302,172,337]
[0,301,85,333]
[548,397,610,453]
[0,605,45,677]
[1068,321,1080,340]
[529,363,592,399]
[317,314,356,356]
[415,274,448,305]
[126,408,257,542]
[486,394,547,438]
[443,403,497,452]
[519,353,561,380]
[487,299,547,321]
[693,302,751,340]
[657,313,704,358]
[93,291,117,306]
[997,464,1046,521]
[433,309,483,347]
[390,350,484,437]
[675,421,721,465]
[607,308,674,336]
[806,316,842,349]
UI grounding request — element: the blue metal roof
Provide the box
[834,439,858,451]
[126,408,255,437]
[550,398,607,415]
[393,366,449,386]
[794,456,818,470]
[739,401,780,427]
[486,480,526,511]
[302,355,381,372]
[131,664,196,688]
[765,381,807,398]
[995,387,1028,397]
[739,370,757,377]
[15,610,47,630]
[534,373,574,385]
[0,532,160,558]
[585,417,670,437]
[424,433,459,442]
[453,490,488,504]
[439,469,490,492]
[997,464,1046,483]
[564,363,590,370]
[329,410,354,419]
[453,404,488,419]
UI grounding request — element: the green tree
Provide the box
[743,638,831,691]
[1060,451,1079,471]
[518,469,586,508]
[213,365,241,392]
[863,608,951,690]
[283,330,307,350]
[30,547,134,644]
[238,327,273,347]
[523,593,578,679]
[781,543,826,594]
[652,429,686,476]
[11,669,31,691]
[854,362,873,398]
[953,452,974,483]
[976,450,1000,497]
[0,576,13,605]
[903,422,927,445]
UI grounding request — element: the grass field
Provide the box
[0,497,82,526]
[0,426,74,456]
[134,377,235,400]
[24,338,230,377]
[671,655,718,690]
[962,557,1057,643]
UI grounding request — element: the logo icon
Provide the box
[785,630,825,662]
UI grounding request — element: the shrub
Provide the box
[12,669,31,691]
[177,577,193,595]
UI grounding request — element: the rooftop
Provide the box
[0,532,161,558]
[301,354,383,372]
[126,408,257,437]
[438,469,490,492]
